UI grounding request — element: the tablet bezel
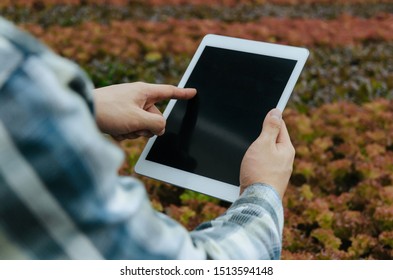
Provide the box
[135,34,309,202]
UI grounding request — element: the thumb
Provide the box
[259,108,282,144]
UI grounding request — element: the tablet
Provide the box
[135,34,309,202]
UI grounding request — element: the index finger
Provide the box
[145,84,197,103]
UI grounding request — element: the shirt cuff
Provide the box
[241,183,282,202]
[230,183,284,226]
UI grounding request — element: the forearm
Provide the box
[84,180,283,260]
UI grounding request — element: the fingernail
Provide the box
[270,109,282,120]
[158,128,165,136]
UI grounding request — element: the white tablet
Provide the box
[135,34,309,202]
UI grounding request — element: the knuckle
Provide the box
[268,118,282,130]
[134,81,145,88]
[290,145,296,157]
[169,85,178,97]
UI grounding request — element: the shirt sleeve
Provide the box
[191,184,284,259]
[0,17,283,260]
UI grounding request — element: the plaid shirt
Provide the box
[0,18,284,260]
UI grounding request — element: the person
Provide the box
[0,17,295,259]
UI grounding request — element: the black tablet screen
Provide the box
[146,46,297,186]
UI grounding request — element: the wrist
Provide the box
[240,182,284,200]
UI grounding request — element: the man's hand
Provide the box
[240,108,295,199]
[94,82,197,140]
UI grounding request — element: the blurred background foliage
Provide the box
[2,0,392,259]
